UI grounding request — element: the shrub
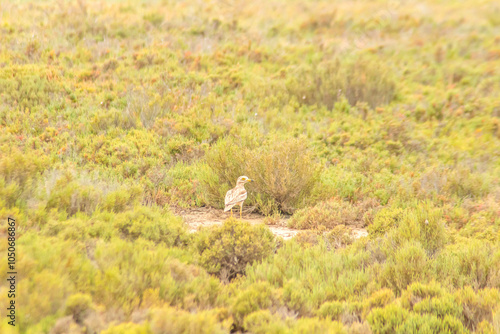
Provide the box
[367,304,409,334]
[412,295,462,320]
[382,241,428,293]
[101,323,151,334]
[43,170,140,217]
[293,317,345,334]
[0,148,48,187]
[94,238,220,314]
[46,177,101,216]
[368,208,404,237]
[325,225,356,249]
[288,199,364,229]
[242,310,288,334]
[64,293,93,324]
[283,279,312,316]
[400,282,445,310]
[417,166,490,199]
[286,56,396,109]
[294,231,321,248]
[317,301,344,321]
[150,306,227,334]
[230,282,280,329]
[113,206,189,246]
[391,203,447,256]
[455,287,500,331]
[0,66,63,111]
[195,219,275,280]
[243,310,345,334]
[434,241,500,290]
[364,289,395,315]
[200,136,321,214]
[0,148,49,206]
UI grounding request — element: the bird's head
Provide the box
[236,176,254,185]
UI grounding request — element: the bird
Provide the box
[224,176,254,219]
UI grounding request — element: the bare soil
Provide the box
[175,207,368,240]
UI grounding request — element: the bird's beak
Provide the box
[248,179,254,183]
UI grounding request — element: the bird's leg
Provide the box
[240,203,243,219]
[230,208,233,217]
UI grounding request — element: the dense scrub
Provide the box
[1,0,500,333]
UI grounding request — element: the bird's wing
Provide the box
[225,187,247,208]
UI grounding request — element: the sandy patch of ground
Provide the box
[175,207,368,240]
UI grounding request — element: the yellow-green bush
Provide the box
[3,0,500,332]
[113,206,189,246]
[367,207,404,237]
[64,293,94,324]
[93,238,220,314]
[434,241,500,290]
[42,170,141,217]
[454,287,500,331]
[395,313,465,334]
[317,301,344,321]
[150,306,227,334]
[286,56,397,109]
[230,282,281,329]
[0,148,49,207]
[382,241,429,293]
[363,289,395,316]
[325,225,357,249]
[195,219,275,280]
[288,199,366,230]
[242,309,288,334]
[101,323,151,334]
[200,136,321,214]
[367,304,409,334]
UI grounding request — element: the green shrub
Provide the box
[64,293,93,324]
[0,148,48,206]
[400,282,445,310]
[101,323,152,334]
[283,279,312,316]
[325,225,356,249]
[412,295,462,320]
[288,199,364,230]
[293,317,345,334]
[113,206,189,246]
[417,167,490,199]
[0,66,63,111]
[150,306,227,334]
[94,238,220,314]
[286,56,396,109]
[364,289,395,315]
[317,301,344,321]
[230,282,280,329]
[391,203,447,256]
[44,170,140,217]
[455,287,500,331]
[195,219,275,280]
[368,208,404,237]
[200,136,321,214]
[395,313,465,334]
[367,304,409,334]
[242,310,288,334]
[382,241,428,293]
[46,178,101,216]
[434,241,500,290]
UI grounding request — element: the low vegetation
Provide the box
[0,0,499,333]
